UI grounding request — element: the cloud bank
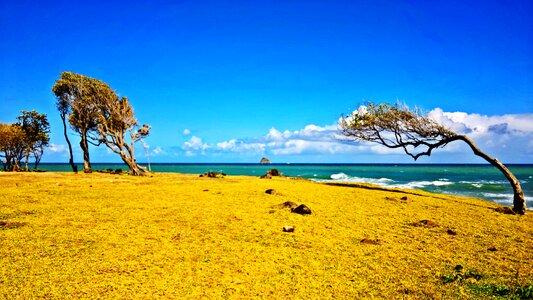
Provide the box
[176,108,533,163]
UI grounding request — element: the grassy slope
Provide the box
[0,172,532,299]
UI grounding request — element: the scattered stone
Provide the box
[261,169,282,178]
[385,196,412,203]
[410,220,439,228]
[447,229,457,235]
[283,226,295,232]
[267,169,282,176]
[278,201,299,209]
[265,189,277,195]
[494,207,516,215]
[400,196,413,202]
[360,238,381,245]
[487,246,498,252]
[291,204,312,215]
[260,157,271,164]
[200,171,226,178]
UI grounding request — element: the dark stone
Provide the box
[267,169,282,176]
[410,220,438,228]
[260,174,272,179]
[201,171,226,178]
[278,201,298,209]
[494,207,516,215]
[282,226,295,232]
[360,238,381,245]
[260,157,271,164]
[454,265,464,272]
[447,229,457,235]
[487,246,498,252]
[291,204,312,215]
[265,189,276,195]
[400,196,408,201]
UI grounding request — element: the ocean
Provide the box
[37,163,532,209]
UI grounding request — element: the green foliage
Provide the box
[468,283,533,299]
[16,110,50,170]
[440,265,484,284]
[52,71,150,175]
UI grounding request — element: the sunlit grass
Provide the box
[1,172,532,299]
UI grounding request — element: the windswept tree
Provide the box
[96,96,151,175]
[52,71,150,176]
[52,72,107,173]
[16,110,50,171]
[340,102,526,214]
[53,84,77,173]
[0,123,26,171]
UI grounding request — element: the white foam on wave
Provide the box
[395,180,453,189]
[326,173,394,185]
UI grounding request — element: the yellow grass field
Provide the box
[1,172,532,299]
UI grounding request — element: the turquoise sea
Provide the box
[38,163,532,209]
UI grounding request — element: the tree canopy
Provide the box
[17,110,50,170]
[52,72,114,172]
[340,102,526,214]
[0,110,50,171]
[52,71,150,175]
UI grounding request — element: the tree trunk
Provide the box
[80,130,92,173]
[458,135,526,214]
[61,114,77,173]
[119,150,146,176]
[24,152,29,172]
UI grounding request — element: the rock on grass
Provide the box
[291,204,312,215]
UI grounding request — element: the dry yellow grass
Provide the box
[1,172,532,299]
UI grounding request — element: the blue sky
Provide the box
[1,0,532,163]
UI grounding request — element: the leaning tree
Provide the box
[52,72,103,173]
[95,95,151,176]
[339,102,526,214]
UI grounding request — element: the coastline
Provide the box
[17,163,533,208]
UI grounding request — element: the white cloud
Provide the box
[183,129,191,135]
[151,146,163,156]
[182,136,209,156]
[177,109,533,162]
[47,143,66,153]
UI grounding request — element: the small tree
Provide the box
[16,110,50,171]
[0,123,26,171]
[340,102,526,214]
[96,96,151,175]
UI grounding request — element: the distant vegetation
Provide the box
[0,110,49,171]
[340,102,526,214]
[52,71,151,175]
